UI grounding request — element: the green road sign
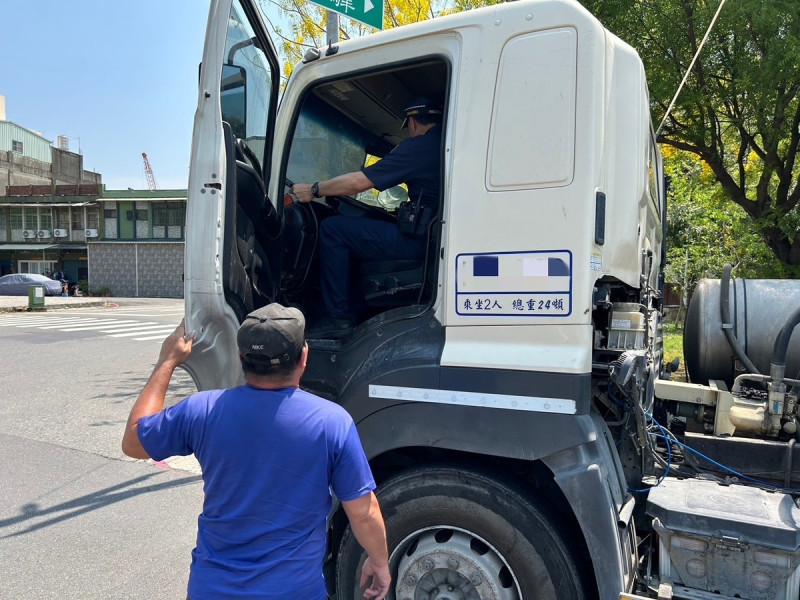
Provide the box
[310,0,383,30]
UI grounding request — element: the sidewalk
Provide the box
[0,294,111,312]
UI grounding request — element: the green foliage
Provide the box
[663,322,686,381]
[260,0,496,82]
[582,0,800,269]
[263,0,800,279]
[663,147,788,297]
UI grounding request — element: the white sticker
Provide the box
[456,250,572,317]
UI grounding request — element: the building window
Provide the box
[86,209,99,229]
[9,208,22,229]
[137,209,148,221]
[24,207,38,229]
[168,203,185,227]
[11,140,23,154]
[71,211,84,231]
[40,210,53,231]
[55,207,70,229]
[153,204,168,227]
[104,208,117,218]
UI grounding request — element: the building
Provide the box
[89,188,187,298]
[0,95,187,298]
[0,95,103,280]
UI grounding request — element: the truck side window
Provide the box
[221,0,273,166]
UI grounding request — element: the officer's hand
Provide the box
[157,319,195,368]
[290,183,314,204]
[360,557,391,600]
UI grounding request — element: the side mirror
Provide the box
[221,63,247,139]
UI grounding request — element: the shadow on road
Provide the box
[0,469,201,539]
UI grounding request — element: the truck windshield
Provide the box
[286,93,394,207]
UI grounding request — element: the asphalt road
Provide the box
[0,298,205,600]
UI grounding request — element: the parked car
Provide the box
[0,273,63,296]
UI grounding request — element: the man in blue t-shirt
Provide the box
[292,98,443,337]
[121,304,390,600]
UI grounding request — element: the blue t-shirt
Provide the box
[137,385,376,600]
[362,123,442,208]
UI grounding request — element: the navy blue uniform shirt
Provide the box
[362,123,442,208]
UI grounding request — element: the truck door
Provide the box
[183,0,281,389]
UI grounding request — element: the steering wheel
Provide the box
[328,194,396,221]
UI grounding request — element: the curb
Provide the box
[0,299,110,313]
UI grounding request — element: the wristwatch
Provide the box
[311,182,321,198]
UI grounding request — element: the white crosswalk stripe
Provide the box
[109,327,177,338]
[0,311,181,343]
[55,320,144,331]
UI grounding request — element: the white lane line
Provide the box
[80,310,183,317]
[26,319,118,329]
[109,327,176,338]
[134,334,173,341]
[0,317,86,326]
[54,320,142,331]
[98,323,170,333]
[37,319,130,330]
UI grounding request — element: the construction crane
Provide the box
[141,152,158,191]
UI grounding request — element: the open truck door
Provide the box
[183,0,281,390]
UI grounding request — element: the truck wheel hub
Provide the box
[394,528,519,600]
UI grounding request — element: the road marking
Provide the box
[0,317,85,325]
[22,318,119,329]
[54,320,142,331]
[0,310,182,343]
[39,319,134,330]
[109,327,176,338]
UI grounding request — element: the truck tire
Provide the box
[336,466,587,600]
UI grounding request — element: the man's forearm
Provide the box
[292,172,375,203]
[343,492,389,565]
[121,359,176,458]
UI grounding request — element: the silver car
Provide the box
[0,273,63,296]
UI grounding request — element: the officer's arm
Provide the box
[292,171,374,204]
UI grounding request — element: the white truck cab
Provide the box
[184,1,665,598]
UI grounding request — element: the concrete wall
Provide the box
[1,148,102,195]
[51,148,100,185]
[88,241,184,298]
[0,151,51,193]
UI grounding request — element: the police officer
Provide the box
[292,97,443,337]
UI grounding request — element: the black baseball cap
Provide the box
[237,303,305,365]
[401,97,443,128]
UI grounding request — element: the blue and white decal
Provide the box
[455,250,572,317]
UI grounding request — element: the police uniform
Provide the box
[318,116,442,328]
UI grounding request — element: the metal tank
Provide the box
[683,278,800,386]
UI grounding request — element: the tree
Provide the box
[582,0,800,272]
[259,0,502,82]
[663,146,787,298]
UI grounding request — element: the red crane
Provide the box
[141,152,158,191]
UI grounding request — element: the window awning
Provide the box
[0,244,88,251]
[0,244,54,250]
[0,201,99,207]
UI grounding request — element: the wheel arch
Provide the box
[326,404,634,599]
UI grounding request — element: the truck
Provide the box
[182,0,800,598]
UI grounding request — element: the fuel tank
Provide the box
[684,278,800,386]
